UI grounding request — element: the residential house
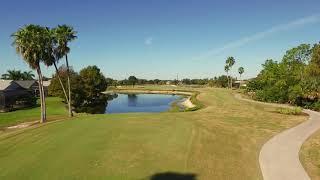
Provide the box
[0,80,35,112]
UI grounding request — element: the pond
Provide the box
[105,93,183,114]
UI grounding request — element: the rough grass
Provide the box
[0,97,67,129]
[0,87,306,180]
[300,130,320,180]
[276,107,303,115]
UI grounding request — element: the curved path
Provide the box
[235,94,320,180]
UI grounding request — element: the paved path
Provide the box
[235,94,320,180]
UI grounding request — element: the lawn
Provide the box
[300,130,320,180]
[0,88,307,180]
[0,97,67,129]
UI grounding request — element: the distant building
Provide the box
[0,80,35,112]
[234,80,248,88]
[42,80,51,96]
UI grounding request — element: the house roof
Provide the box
[0,80,26,91]
[0,80,13,90]
[15,80,38,89]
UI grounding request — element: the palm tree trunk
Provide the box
[227,72,229,89]
[39,68,46,121]
[36,68,46,123]
[53,62,69,103]
[239,74,241,89]
[65,54,73,117]
[230,74,233,89]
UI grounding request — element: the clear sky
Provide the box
[0,0,319,80]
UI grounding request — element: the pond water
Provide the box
[105,93,183,114]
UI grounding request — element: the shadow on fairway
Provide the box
[149,172,197,180]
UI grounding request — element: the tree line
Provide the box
[1,70,35,80]
[247,43,320,111]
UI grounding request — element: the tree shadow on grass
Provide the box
[149,172,197,180]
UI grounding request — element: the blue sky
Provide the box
[0,0,319,80]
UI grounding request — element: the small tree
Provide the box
[128,76,138,87]
[238,67,245,89]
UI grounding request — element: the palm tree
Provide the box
[238,67,244,79]
[1,73,9,80]
[12,24,47,123]
[4,70,23,80]
[22,71,35,80]
[53,25,77,117]
[226,57,235,88]
[238,67,244,89]
[41,27,69,103]
[224,65,230,88]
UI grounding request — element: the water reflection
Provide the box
[105,93,182,114]
[127,94,138,107]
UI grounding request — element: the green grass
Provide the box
[276,107,303,115]
[0,88,306,180]
[300,130,320,180]
[0,97,67,129]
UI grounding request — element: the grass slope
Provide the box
[0,88,306,180]
[0,97,67,129]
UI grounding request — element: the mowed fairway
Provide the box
[0,88,307,180]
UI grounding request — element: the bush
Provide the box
[311,101,320,111]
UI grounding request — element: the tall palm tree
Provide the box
[226,57,235,88]
[224,65,230,88]
[53,25,77,117]
[238,67,244,89]
[12,24,47,123]
[41,27,69,103]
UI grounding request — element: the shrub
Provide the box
[311,101,320,111]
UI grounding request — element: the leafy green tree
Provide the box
[128,76,138,87]
[305,43,320,99]
[48,66,80,101]
[216,75,233,88]
[247,43,319,110]
[153,79,161,84]
[53,25,77,117]
[308,43,320,76]
[12,25,48,122]
[74,66,107,113]
[182,78,191,85]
